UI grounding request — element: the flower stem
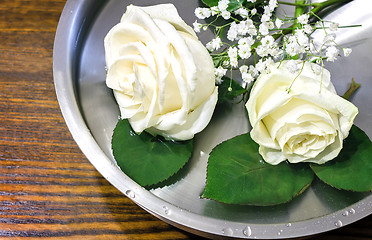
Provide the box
[294,0,306,16]
[311,0,352,15]
[277,1,313,7]
[290,0,306,60]
[343,78,361,100]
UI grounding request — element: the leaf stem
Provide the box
[343,78,361,100]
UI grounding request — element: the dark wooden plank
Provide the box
[0,0,370,239]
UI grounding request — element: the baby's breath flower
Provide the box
[193,20,202,33]
[256,58,273,74]
[268,21,275,29]
[194,0,353,87]
[238,37,255,47]
[218,0,229,12]
[238,45,251,59]
[251,8,257,15]
[259,22,270,35]
[221,10,231,20]
[261,35,274,45]
[329,22,339,32]
[275,18,283,28]
[235,7,249,18]
[222,60,230,67]
[211,6,219,16]
[228,47,239,67]
[343,48,352,57]
[303,24,313,34]
[286,60,301,73]
[242,72,254,85]
[227,22,238,41]
[215,66,227,84]
[246,19,257,36]
[297,14,309,25]
[195,7,211,19]
[326,45,339,61]
[240,65,254,85]
[286,36,301,56]
[323,33,336,46]
[206,37,222,51]
[249,65,258,78]
[239,65,249,74]
[311,63,322,75]
[237,21,249,36]
[268,0,278,11]
[295,30,309,49]
[256,35,278,57]
[263,5,272,16]
[261,13,271,23]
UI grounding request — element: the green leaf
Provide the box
[218,77,247,104]
[227,0,243,11]
[310,125,372,192]
[201,0,219,7]
[112,119,193,187]
[203,133,314,206]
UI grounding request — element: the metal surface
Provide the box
[53,0,372,239]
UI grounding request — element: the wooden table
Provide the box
[0,0,371,239]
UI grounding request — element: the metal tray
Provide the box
[53,0,372,238]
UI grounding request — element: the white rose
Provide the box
[104,4,218,140]
[246,61,358,165]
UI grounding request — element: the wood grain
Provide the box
[0,0,370,239]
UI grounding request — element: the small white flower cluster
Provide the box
[284,14,352,64]
[194,0,353,88]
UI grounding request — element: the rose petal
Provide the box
[118,42,157,77]
[147,86,218,140]
[181,32,216,109]
[122,4,197,39]
[153,19,196,111]
[106,4,217,141]
[259,146,286,165]
[104,23,152,68]
[262,98,336,143]
[246,60,358,165]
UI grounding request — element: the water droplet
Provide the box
[222,227,233,236]
[199,150,207,157]
[334,220,343,227]
[286,223,292,227]
[125,190,135,198]
[349,208,356,214]
[163,206,171,215]
[242,226,252,237]
[342,210,349,216]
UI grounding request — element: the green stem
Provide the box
[311,0,352,15]
[277,1,313,7]
[343,78,361,100]
[291,0,306,60]
[294,0,306,24]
